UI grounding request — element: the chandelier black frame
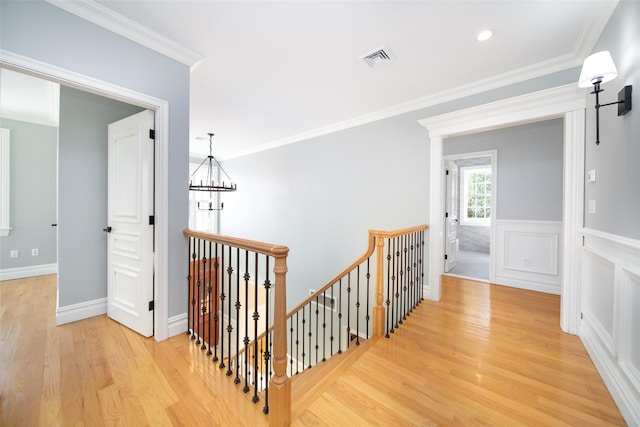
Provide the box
[189,133,237,193]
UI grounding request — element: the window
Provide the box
[460,166,491,226]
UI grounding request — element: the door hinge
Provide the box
[445,212,449,218]
[580,312,583,320]
[446,169,449,175]
[149,129,156,140]
[149,215,155,225]
[149,300,154,311]
[444,254,448,260]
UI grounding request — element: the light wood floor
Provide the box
[1,274,626,426]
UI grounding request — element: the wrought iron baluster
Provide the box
[399,235,405,324]
[200,252,208,350]
[392,237,399,332]
[242,252,251,393]
[315,294,319,363]
[219,244,226,369]
[226,246,234,376]
[263,256,271,414]
[301,306,306,370]
[330,285,335,355]
[195,239,202,345]
[420,230,425,301]
[355,265,360,345]
[385,238,392,338]
[322,290,327,362]
[288,316,294,376]
[346,273,351,349]
[207,241,213,356]
[295,311,300,374]
[307,303,312,368]
[188,237,195,338]
[234,248,241,384]
[337,278,343,354]
[212,243,220,362]
[251,255,260,403]
[365,258,371,339]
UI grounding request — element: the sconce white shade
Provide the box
[578,51,618,88]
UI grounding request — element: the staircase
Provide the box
[184,224,428,426]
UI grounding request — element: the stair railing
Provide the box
[184,224,426,426]
[284,224,428,376]
[183,229,290,427]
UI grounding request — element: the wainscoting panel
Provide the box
[495,220,562,294]
[580,228,640,425]
[582,247,617,356]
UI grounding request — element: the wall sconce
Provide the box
[578,51,632,145]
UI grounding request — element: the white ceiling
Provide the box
[78,1,617,159]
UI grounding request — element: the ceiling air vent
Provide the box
[361,47,392,68]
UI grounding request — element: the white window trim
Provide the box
[460,165,491,227]
[0,128,10,237]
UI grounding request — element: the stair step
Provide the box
[291,337,378,418]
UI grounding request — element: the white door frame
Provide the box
[1,50,171,341]
[419,83,586,334]
[443,150,497,283]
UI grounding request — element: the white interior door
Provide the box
[107,110,155,337]
[444,160,458,273]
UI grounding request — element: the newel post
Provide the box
[373,234,386,337]
[270,247,291,426]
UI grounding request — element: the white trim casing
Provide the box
[419,83,586,335]
[0,263,58,281]
[56,297,107,326]
[168,313,188,338]
[0,128,10,236]
[1,49,171,342]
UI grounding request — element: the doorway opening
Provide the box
[443,151,496,282]
[1,56,170,340]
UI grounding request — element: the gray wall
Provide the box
[222,93,571,309]
[584,0,640,239]
[57,86,143,306]
[1,0,190,316]
[0,118,57,269]
[444,119,564,222]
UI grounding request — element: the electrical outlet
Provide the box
[10,250,18,258]
[32,248,39,256]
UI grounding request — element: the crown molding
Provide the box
[44,0,202,70]
[572,0,619,60]
[223,53,582,160]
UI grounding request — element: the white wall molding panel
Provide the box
[580,228,640,425]
[494,220,562,295]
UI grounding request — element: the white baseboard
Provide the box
[56,297,107,326]
[168,312,188,338]
[581,320,640,425]
[494,276,561,295]
[0,263,57,281]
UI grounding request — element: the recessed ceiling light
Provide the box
[476,30,494,42]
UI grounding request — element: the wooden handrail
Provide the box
[287,224,428,317]
[184,229,289,257]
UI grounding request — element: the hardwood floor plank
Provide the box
[0,274,627,426]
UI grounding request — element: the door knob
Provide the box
[103,226,112,233]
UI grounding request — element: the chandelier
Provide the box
[189,133,236,210]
